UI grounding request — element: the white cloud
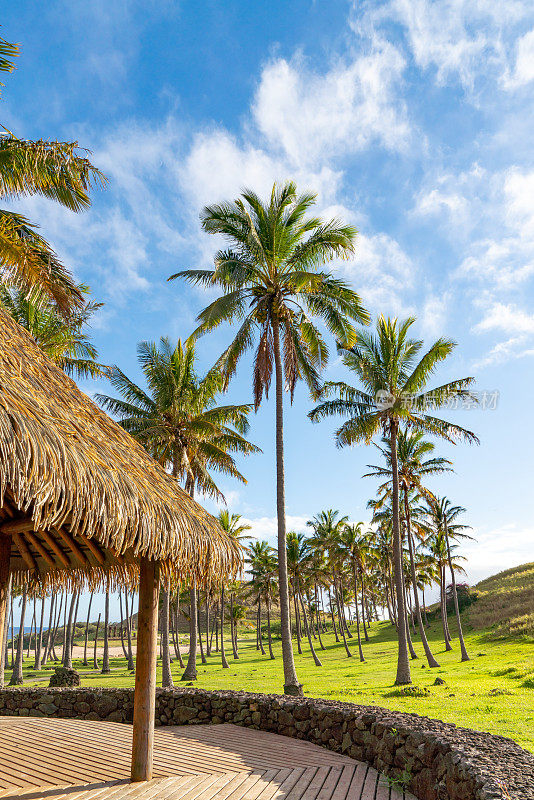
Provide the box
[474,303,534,335]
[420,292,450,337]
[462,522,534,585]
[472,303,534,367]
[241,515,309,543]
[504,28,534,88]
[339,232,415,314]
[252,45,411,167]
[371,0,532,90]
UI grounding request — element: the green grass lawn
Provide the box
[11,616,534,753]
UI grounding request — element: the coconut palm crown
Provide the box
[170,181,369,405]
[97,336,260,501]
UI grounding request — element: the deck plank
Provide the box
[0,718,400,800]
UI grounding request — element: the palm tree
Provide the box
[172,182,368,694]
[0,35,105,314]
[286,532,322,667]
[0,285,109,378]
[365,431,451,667]
[97,336,258,683]
[307,510,351,652]
[217,511,251,667]
[8,586,27,685]
[337,523,369,662]
[428,497,472,661]
[310,316,478,684]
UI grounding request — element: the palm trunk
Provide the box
[230,593,239,659]
[93,613,101,669]
[118,592,128,659]
[352,564,365,662]
[360,575,369,642]
[390,422,411,685]
[292,585,302,654]
[161,588,174,687]
[63,592,77,669]
[422,588,429,626]
[334,577,352,658]
[266,595,275,659]
[101,592,110,673]
[297,579,322,667]
[124,590,135,670]
[220,585,229,668]
[71,592,80,657]
[9,587,27,685]
[34,596,46,670]
[328,586,339,641]
[257,597,266,655]
[83,593,93,667]
[205,598,211,657]
[404,491,439,667]
[444,520,470,661]
[273,319,302,696]
[440,568,452,650]
[182,583,198,681]
[27,605,35,660]
[0,576,11,686]
[314,584,325,650]
[171,596,185,669]
[42,593,56,666]
[197,591,207,664]
[339,576,352,638]
[50,592,63,662]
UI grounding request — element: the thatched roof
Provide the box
[0,308,241,591]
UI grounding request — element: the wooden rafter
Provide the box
[0,518,33,535]
[12,531,37,572]
[77,533,106,566]
[39,529,70,568]
[54,528,89,565]
[24,531,56,569]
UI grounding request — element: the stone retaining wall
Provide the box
[0,687,531,800]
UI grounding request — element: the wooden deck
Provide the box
[0,718,415,800]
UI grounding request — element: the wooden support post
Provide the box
[131,557,160,782]
[0,536,11,670]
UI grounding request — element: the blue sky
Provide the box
[3,0,534,620]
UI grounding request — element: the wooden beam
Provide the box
[24,531,56,569]
[131,557,160,782]
[0,518,33,535]
[54,528,89,565]
[0,535,11,674]
[77,533,106,566]
[40,529,70,568]
[12,532,37,572]
[108,546,125,565]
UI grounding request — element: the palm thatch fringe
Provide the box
[0,309,242,589]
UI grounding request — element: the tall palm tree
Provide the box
[0,36,105,315]
[365,431,451,667]
[428,496,472,661]
[97,337,258,683]
[0,285,108,378]
[310,316,478,684]
[217,511,250,669]
[171,182,368,695]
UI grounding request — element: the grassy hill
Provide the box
[468,562,534,639]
